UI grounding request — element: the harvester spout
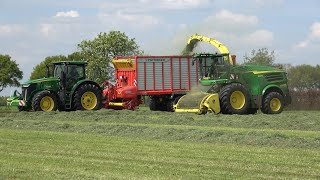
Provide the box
[187,34,234,65]
[174,93,220,114]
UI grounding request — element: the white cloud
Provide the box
[40,24,53,36]
[210,9,258,26]
[310,22,320,39]
[253,0,284,6]
[100,0,213,12]
[160,0,213,9]
[54,10,80,18]
[0,24,23,34]
[244,29,274,46]
[295,22,320,49]
[98,11,161,28]
[296,40,309,48]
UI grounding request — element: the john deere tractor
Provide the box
[7,61,102,112]
[173,34,291,114]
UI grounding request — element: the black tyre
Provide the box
[149,97,158,111]
[167,96,182,112]
[247,108,258,114]
[261,92,284,114]
[32,91,58,112]
[219,83,250,114]
[73,84,102,111]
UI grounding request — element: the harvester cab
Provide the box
[7,61,102,112]
[193,53,232,81]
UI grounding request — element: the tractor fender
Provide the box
[262,85,283,97]
[70,80,103,100]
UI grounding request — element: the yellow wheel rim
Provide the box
[40,96,55,112]
[230,91,246,110]
[81,92,97,110]
[270,98,281,112]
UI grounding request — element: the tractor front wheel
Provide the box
[73,84,102,111]
[32,91,58,112]
[261,92,284,114]
[219,83,250,114]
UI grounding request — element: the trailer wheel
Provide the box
[261,92,284,114]
[32,91,58,112]
[219,83,250,114]
[73,84,102,111]
[149,97,158,111]
[167,96,182,112]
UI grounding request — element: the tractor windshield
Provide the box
[197,54,230,80]
[54,65,64,78]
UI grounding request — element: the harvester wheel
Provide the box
[219,83,250,114]
[73,84,102,111]
[261,92,284,114]
[32,91,58,112]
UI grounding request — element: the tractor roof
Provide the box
[52,61,87,65]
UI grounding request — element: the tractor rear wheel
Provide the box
[73,84,102,111]
[32,91,58,112]
[219,83,250,114]
[261,92,284,114]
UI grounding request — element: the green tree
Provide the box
[0,54,23,92]
[287,64,320,89]
[30,55,67,80]
[244,48,275,66]
[78,31,143,83]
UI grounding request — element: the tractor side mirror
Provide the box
[60,71,66,88]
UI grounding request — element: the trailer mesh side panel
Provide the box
[145,63,153,90]
[136,57,198,91]
[172,58,179,90]
[163,62,171,90]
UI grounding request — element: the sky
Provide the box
[1,0,320,95]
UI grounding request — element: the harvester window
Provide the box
[199,56,230,79]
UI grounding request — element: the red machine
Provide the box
[103,56,199,111]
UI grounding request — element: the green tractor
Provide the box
[174,53,291,114]
[7,61,102,112]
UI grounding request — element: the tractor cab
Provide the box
[47,61,87,90]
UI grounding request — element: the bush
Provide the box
[0,96,8,106]
[287,88,320,110]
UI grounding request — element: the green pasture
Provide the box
[0,108,319,179]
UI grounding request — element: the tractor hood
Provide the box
[21,77,59,87]
[237,64,285,73]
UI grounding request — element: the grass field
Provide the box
[0,108,320,179]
